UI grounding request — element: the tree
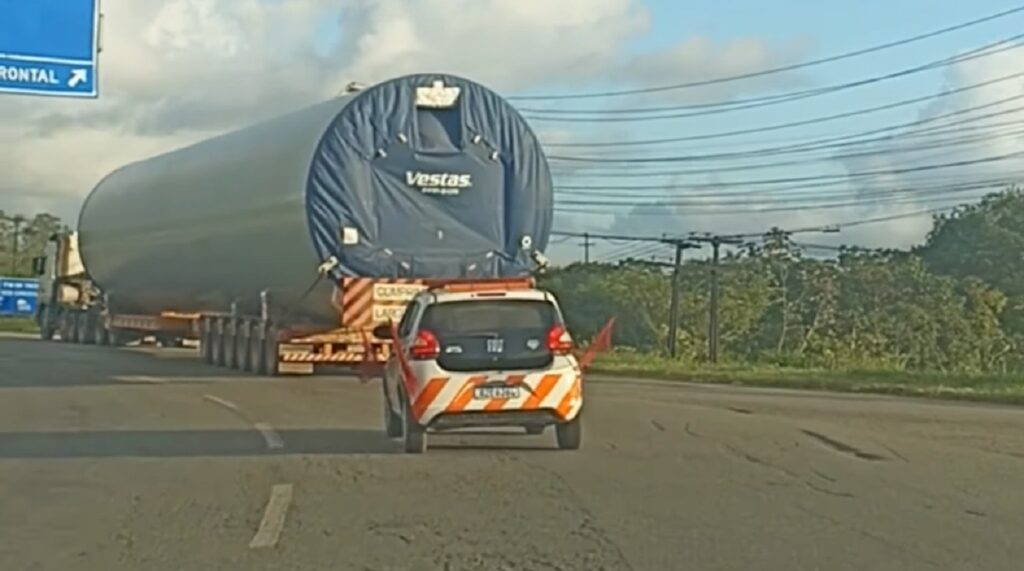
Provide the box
[916,188,1024,297]
[0,212,66,277]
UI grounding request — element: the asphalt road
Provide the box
[3,335,1024,570]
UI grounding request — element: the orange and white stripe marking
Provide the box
[408,370,583,425]
[279,352,367,363]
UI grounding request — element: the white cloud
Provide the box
[839,43,1024,209]
[0,0,809,233]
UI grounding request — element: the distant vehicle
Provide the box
[30,73,554,375]
[377,278,583,453]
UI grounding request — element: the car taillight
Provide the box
[410,329,440,360]
[547,324,573,355]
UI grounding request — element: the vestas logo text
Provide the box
[405,171,472,196]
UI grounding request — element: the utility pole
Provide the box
[580,232,595,264]
[690,234,743,364]
[665,239,699,359]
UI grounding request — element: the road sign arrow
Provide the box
[68,69,88,88]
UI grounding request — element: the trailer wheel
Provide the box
[95,318,111,346]
[65,312,80,343]
[222,319,237,369]
[79,312,96,345]
[212,318,227,367]
[251,324,267,374]
[261,325,280,377]
[239,320,254,372]
[39,305,56,341]
[199,318,213,363]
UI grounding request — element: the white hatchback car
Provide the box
[376,279,583,453]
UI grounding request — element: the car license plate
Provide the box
[474,385,521,400]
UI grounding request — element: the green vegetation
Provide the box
[589,350,1024,405]
[0,318,39,334]
[0,211,66,278]
[541,188,1024,401]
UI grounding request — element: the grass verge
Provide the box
[0,317,39,335]
[589,352,1024,406]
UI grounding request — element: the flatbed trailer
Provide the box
[35,233,554,377]
[42,274,428,376]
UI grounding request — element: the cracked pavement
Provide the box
[2,336,1024,570]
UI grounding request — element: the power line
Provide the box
[548,99,1024,163]
[553,149,1024,193]
[542,69,1024,147]
[522,36,1024,120]
[554,190,995,216]
[551,126,1024,181]
[507,5,1024,101]
[548,96,1024,164]
[596,240,655,262]
[554,174,1021,203]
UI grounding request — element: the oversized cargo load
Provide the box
[77,73,553,325]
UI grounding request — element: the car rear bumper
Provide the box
[404,363,583,427]
[428,409,564,430]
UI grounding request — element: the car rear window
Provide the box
[420,299,557,334]
[419,299,561,372]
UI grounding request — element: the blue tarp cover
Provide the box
[307,74,553,279]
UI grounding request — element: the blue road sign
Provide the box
[0,278,39,317]
[0,0,100,98]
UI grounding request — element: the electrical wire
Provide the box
[522,36,1024,120]
[554,191,992,216]
[542,69,1024,146]
[554,179,1001,209]
[553,203,977,244]
[553,149,1024,192]
[553,172,1024,201]
[548,96,1024,162]
[550,125,1024,180]
[597,241,664,262]
[507,4,1024,101]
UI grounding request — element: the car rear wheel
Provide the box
[401,392,426,454]
[384,384,403,438]
[556,414,582,450]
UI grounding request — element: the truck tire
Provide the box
[224,319,239,369]
[199,318,213,363]
[79,313,96,345]
[261,325,280,377]
[95,319,111,346]
[556,413,582,451]
[38,305,55,341]
[251,324,267,374]
[66,312,80,343]
[212,319,227,367]
[402,392,427,454]
[238,320,254,372]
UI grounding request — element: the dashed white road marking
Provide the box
[249,484,294,549]
[202,394,243,413]
[202,394,283,450]
[253,422,284,449]
[113,375,168,384]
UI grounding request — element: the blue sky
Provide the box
[6,0,1024,265]
[501,0,1024,261]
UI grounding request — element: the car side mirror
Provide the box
[372,323,393,340]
